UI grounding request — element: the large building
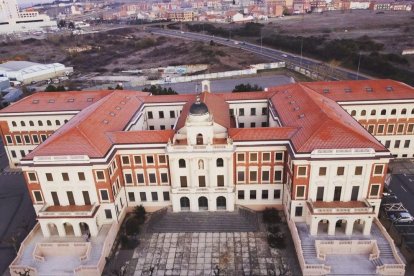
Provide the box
[1,79,410,275]
[0,61,73,85]
[0,0,56,34]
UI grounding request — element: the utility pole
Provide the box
[356,52,362,80]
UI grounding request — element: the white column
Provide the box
[345,219,354,235]
[40,223,51,238]
[363,218,373,235]
[310,218,318,236]
[73,224,82,237]
[89,221,99,237]
[208,157,214,187]
[57,223,66,237]
[328,219,336,236]
[227,194,235,211]
[169,157,177,188]
[227,157,233,187]
[188,158,193,188]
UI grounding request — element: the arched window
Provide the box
[401,109,407,115]
[20,121,25,127]
[412,108,414,115]
[381,109,386,115]
[38,120,43,126]
[391,109,396,115]
[370,110,376,116]
[361,110,366,116]
[196,133,203,145]
[29,121,34,126]
[178,159,186,168]
[47,120,52,126]
[55,120,61,126]
[350,110,356,116]
[64,119,69,123]
[12,121,17,127]
[216,158,224,167]
[180,197,190,211]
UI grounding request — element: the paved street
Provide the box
[0,141,36,275]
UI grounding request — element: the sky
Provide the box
[17,0,55,8]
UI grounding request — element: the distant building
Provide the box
[167,10,195,21]
[0,0,56,34]
[0,61,73,85]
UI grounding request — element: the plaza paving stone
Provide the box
[129,232,288,276]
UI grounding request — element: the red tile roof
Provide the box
[300,79,414,102]
[269,84,387,153]
[0,90,113,114]
[108,130,175,144]
[229,127,297,141]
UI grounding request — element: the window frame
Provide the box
[121,155,130,166]
[99,189,110,202]
[296,185,306,199]
[27,172,38,182]
[369,184,381,198]
[95,170,106,182]
[32,190,43,203]
[297,166,307,178]
[373,164,384,176]
[237,153,245,163]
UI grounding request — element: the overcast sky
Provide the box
[17,0,54,8]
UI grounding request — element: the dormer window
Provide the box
[196,133,203,145]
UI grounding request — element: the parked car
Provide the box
[389,212,414,223]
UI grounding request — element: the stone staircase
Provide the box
[302,243,317,259]
[377,243,395,261]
[149,211,258,233]
[371,257,384,267]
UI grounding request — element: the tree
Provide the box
[68,22,75,29]
[58,19,66,28]
[115,84,123,90]
[45,84,57,92]
[232,83,263,93]
[142,85,177,95]
[133,205,146,224]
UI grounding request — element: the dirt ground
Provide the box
[263,10,414,70]
[0,27,267,75]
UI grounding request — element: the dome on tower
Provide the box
[189,96,209,115]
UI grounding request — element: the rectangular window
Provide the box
[147,111,153,119]
[5,135,12,145]
[351,186,359,201]
[274,189,281,199]
[24,135,30,144]
[161,173,168,183]
[11,150,16,158]
[354,166,363,176]
[199,175,206,187]
[249,152,258,162]
[51,191,60,206]
[249,171,257,182]
[100,190,109,201]
[149,126,154,130]
[96,170,105,181]
[20,150,26,158]
[159,111,164,119]
[33,191,43,202]
[274,170,282,182]
[217,175,224,186]
[385,140,391,148]
[397,124,404,134]
[337,167,345,176]
[261,122,267,127]
[239,122,244,128]
[136,173,145,184]
[140,192,147,202]
[78,172,85,181]
[319,167,327,176]
[237,171,245,182]
[374,165,384,175]
[295,206,303,217]
[160,125,165,130]
[262,107,267,115]
[251,122,256,128]
[180,176,188,187]
[158,155,167,164]
[67,191,75,205]
[105,209,112,219]
[250,108,256,116]
[296,186,305,198]
[134,155,142,165]
[238,190,245,200]
[377,124,384,134]
[367,125,374,134]
[151,192,158,201]
[46,173,53,181]
[163,191,170,201]
[297,166,307,177]
[62,173,69,181]
[333,186,342,201]
[15,135,22,144]
[262,152,271,162]
[237,153,245,162]
[316,187,324,201]
[387,124,394,134]
[262,171,270,182]
[32,135,39,144]
[250,190,256,200]
[239,108,244,116]
[146,155,154,164]
[394,140,401,148]
[170,110,175,118]
[408,124,414,134]
[27,172,36,182]
[370,184,380,197]
[121,156,130,165]
[275,152,284,161]
[40,134,47,142]
[124,173,133,184]
[262,190,268,199]
[404,140,410,148]
[148,173,157,184]
[83,191,91,205]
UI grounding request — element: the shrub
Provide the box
[120,234,129,248]
[267,233,286,249]
[267,225,281,235]
[133,205,146,224]
[125,217,141,235]
[263,208,282,224]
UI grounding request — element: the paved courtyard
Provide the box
[127,232,293,276]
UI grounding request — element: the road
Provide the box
[148,28,371,81]
[389,173,414,215]
[0,141,36,275]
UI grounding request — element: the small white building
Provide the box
[0,61,73,84]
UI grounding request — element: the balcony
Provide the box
[307,199,374,215]
[172,186,234,194]
[38,203,99,218]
